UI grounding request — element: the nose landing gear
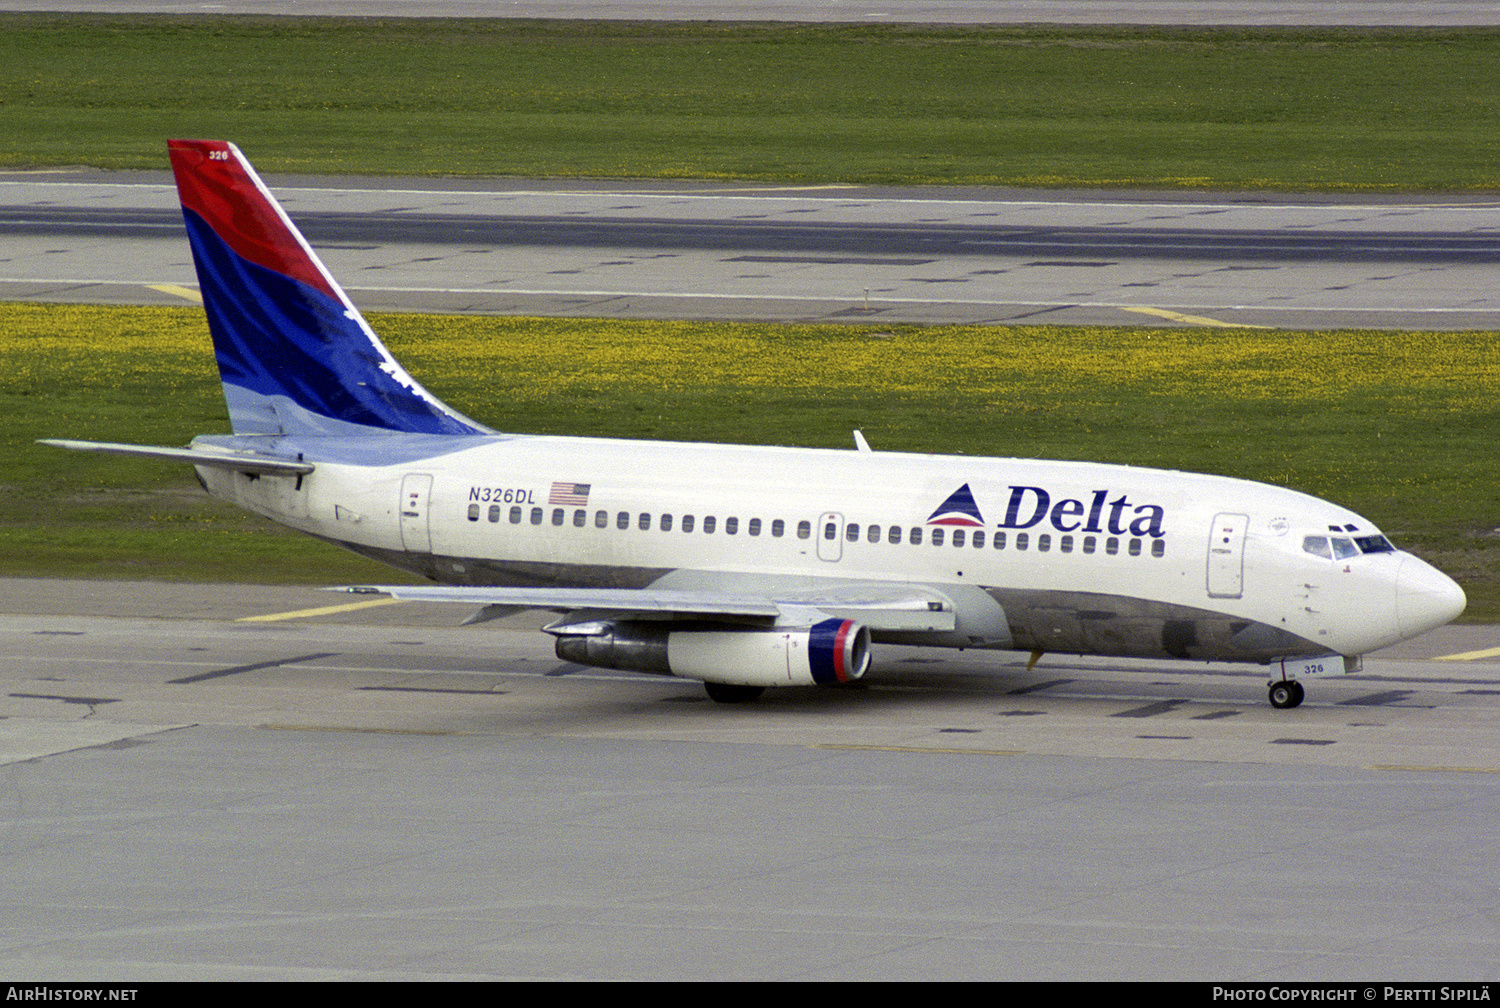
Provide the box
[1268,679,1305,709]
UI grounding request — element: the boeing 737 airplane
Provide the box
[44,140,1467,707]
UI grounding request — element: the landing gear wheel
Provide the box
[1268,680,1305,709]
[704,682,766,704]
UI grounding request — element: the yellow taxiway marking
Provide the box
[1117,305,1272,329]
[1429,644,1500,661]
[236,597,408,622]
[676,184,858,193]
[148,283,203,303]
[818,743,1024,756]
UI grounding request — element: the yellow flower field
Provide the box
[5,302,1496,419]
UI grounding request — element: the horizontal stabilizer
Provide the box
[330,584,957,632]
[40,439,314,475]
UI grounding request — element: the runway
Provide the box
[1,578,1498,980]
[4,170,1497,329]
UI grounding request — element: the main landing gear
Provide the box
[704,682,766,704]
[1268,680,1305,709]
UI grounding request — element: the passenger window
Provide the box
[509,506,522,524]
[595,510,608,528]
[1128,538,1142,556]
[661,514,673,532]
[617,511,630,530]
[639,513,651,530]
[1060,535,1072,553]
[467,504,480,522]
[993,531,1006,550]
[846,523,859,542]
[748,518,761,536]
[1105,537,1119,555]
[726,517,738,535]
[952,530,965,547]
[1151,539,1165,558]
[771,519,784,537]
[931,529,945,546]
[1302,536,1332,559]
[910,527,922,545]
[1038,534,1051,552]
[972,531,984,548]
[488,505,500,523]
[704,516,716,533]
[888,526,902,544]
[573,509,586,527]
[797,520,811,539]
[868,524,881,543]
[683,515,696,533]
[1082,536,1095,554]
[552,508,565,526]
[530,507,543,525]
[824,521,838,541]
[1016,532,1029,550]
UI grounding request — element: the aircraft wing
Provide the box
[39,439,315,475]
[331,584,957,632]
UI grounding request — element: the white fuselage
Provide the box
[195,431,1464,664]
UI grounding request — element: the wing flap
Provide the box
[333,585,781,619]
[331,584,957,631]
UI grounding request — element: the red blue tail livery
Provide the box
[168,139,488,438]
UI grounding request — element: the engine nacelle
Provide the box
[553,618,871,687]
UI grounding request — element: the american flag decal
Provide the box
[548,482,591,506]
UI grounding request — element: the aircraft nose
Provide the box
[1395,554,1466,639]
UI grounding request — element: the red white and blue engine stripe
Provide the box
[808,618,871,684]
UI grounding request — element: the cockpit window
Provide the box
[1306,533,1396,560]
[1355,535,1395,554]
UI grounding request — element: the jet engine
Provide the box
[552,617,871,687]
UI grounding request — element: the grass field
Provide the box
[4,303,1498,618]
[1,15,1497,190]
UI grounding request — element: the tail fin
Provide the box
[168,139,490,438]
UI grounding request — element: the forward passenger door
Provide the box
[1206,512,1249,598]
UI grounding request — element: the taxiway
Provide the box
[4,172,1497,329]
[0,579,1497,980]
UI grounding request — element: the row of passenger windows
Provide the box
[470,505,788,536]
[465,505,1167,557]
[823,520,1164,557]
